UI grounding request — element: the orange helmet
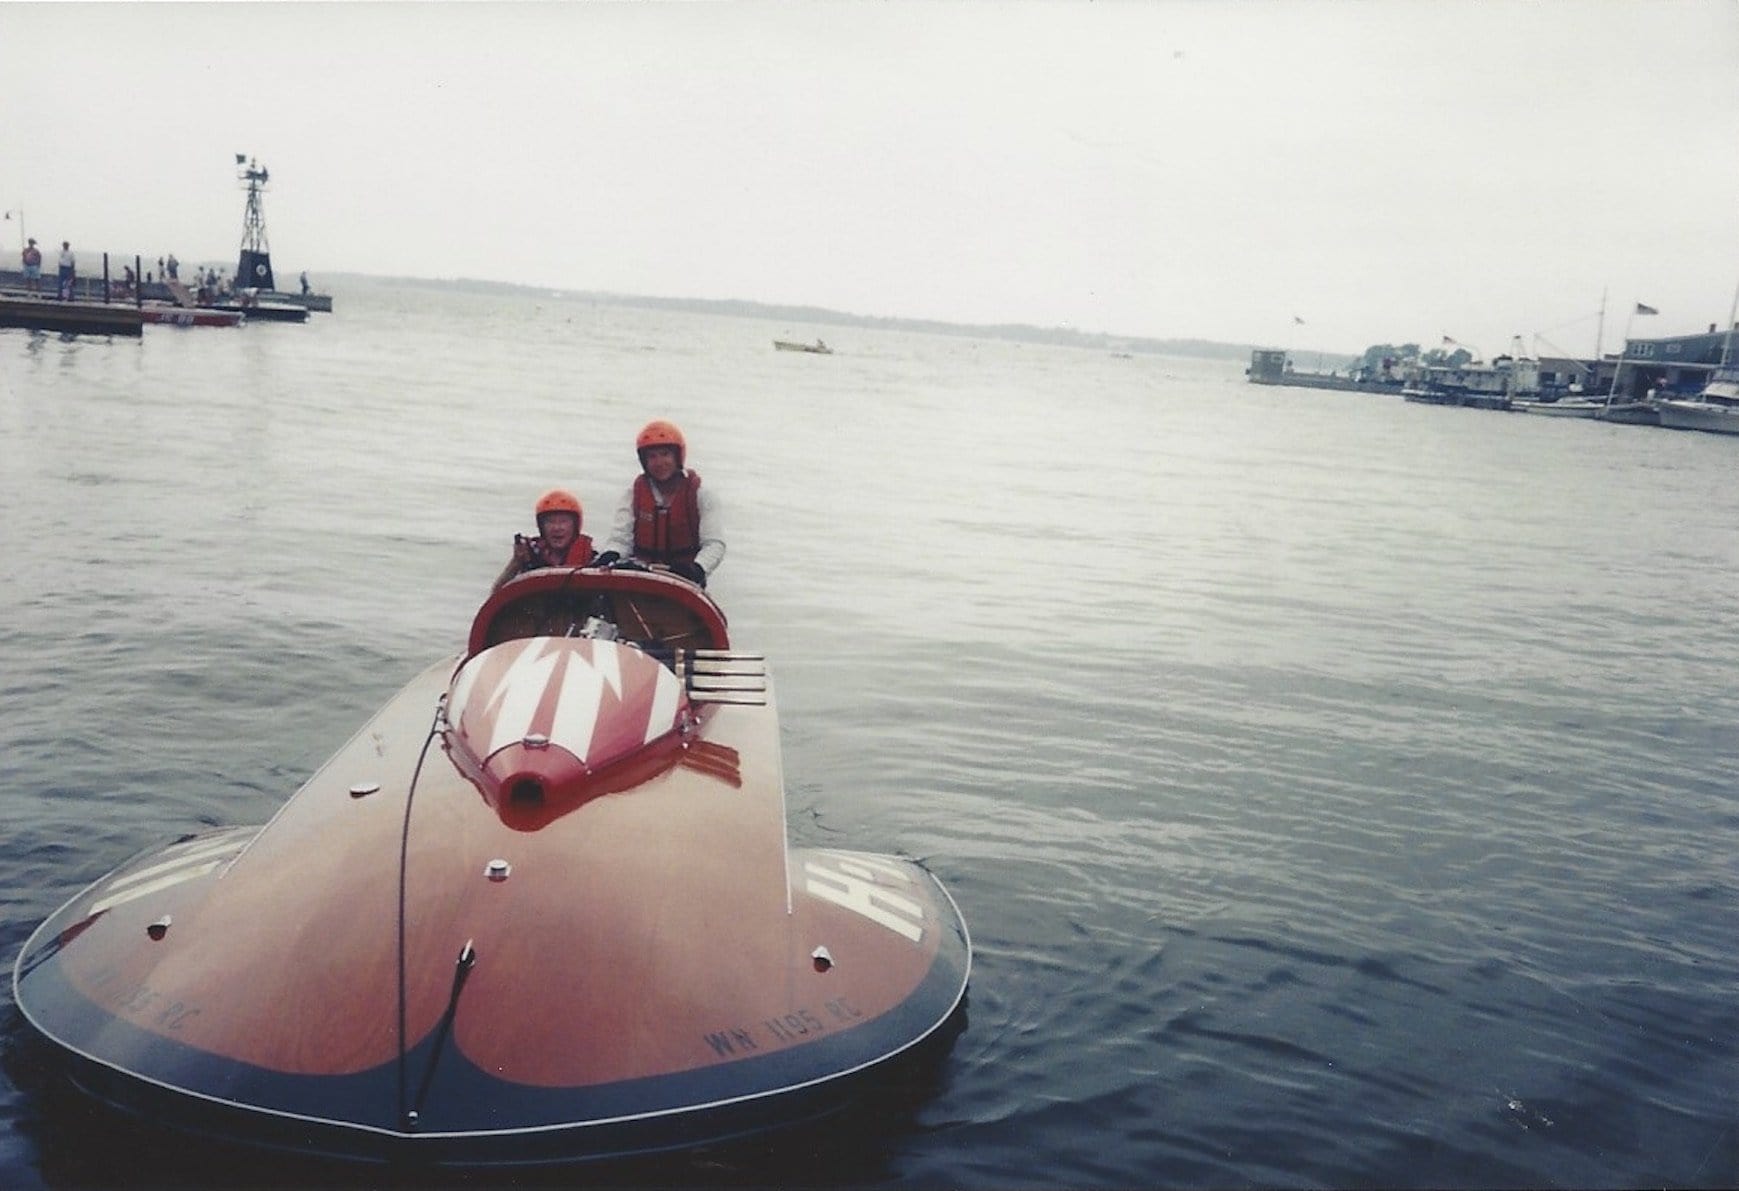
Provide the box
[534,488,582,526]
[635,419,686,470]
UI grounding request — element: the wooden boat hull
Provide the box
[1655,401,1739,434]
[140,304,244,328]
[1512,399,1602,418]
[1595,400,1660,426]
[13,569,969,1165]
[210,301,309,323]
[259,290,334,313]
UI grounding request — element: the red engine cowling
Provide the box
[444,637,690,807]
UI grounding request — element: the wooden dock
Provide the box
[0,294,145,337]
[1247,370,1404,395]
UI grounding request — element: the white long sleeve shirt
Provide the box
[603,475,725,578]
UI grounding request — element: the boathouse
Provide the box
[1614,324,1738,400]
[1247,348,1288,381]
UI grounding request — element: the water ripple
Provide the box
[5,287,1738,1187]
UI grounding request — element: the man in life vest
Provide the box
[596,420,724,587]
[492,488,595,592]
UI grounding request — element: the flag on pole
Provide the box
[1635,303,1658,315]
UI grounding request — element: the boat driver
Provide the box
[492,488,595,592]
[594,420,724,588]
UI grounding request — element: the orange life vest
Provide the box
[632,471,702,565]
[523,532,594,573]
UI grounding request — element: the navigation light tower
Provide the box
[236,154,275,292]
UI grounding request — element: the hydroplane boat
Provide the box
[13,566,970,1166]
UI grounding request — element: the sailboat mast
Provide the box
[1607,303,1640,410]
[1719,279,1739,369]
[1593,288,1606,388]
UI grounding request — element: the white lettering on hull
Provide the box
[89,858,228,917]
[804,853,925,942]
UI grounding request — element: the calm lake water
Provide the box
[2,281,1736,1189]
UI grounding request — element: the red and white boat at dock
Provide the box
[139,302,244,328]
[13,566,970,1166]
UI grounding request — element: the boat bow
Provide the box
[13,566,969,1163]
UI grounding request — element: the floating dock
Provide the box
[1247,369,1403,395]
[0,294,144,337]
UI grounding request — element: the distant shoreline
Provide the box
[325,271,1309,365]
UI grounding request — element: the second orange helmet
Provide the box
[635,419,686,470]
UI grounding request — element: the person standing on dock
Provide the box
[20,238,42,293]
[596,420,724,588]
[56,242,75,300]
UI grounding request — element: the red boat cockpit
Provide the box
[466,565,731,658]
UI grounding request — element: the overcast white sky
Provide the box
[3,1,1736,354]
